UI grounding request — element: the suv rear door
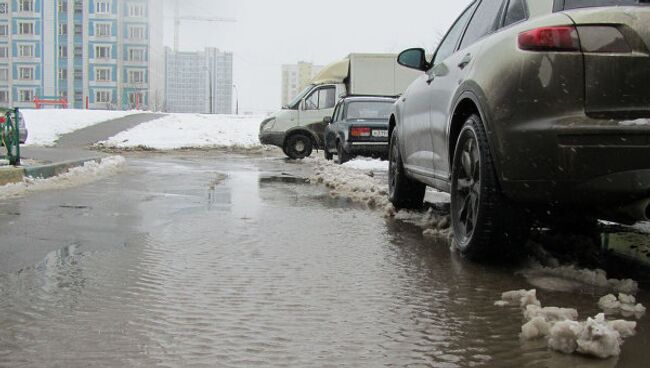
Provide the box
[560,0,650,118]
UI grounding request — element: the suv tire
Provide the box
[388,131,425,209]
[450,114,528,260]
[285,134,313,159]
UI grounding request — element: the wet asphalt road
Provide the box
[1,152,649,367]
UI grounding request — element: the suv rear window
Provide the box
[561,0,648,9]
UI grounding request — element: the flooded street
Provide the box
[1,152,649,367]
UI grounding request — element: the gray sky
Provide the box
[163,0,472,113]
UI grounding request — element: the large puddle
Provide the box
[0,153,648,367]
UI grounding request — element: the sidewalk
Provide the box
[0,113,164,186]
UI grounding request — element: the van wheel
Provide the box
[388,131,425,209]
[285,134,313,159]
[451,114,528,260]
[337,141,351,164]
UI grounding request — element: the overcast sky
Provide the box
[162,0,472,113]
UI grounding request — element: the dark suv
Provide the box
[390,0,650,259]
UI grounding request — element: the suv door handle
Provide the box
[458,54,472,69]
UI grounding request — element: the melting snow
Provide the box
[22,109,139,146]
[522,264,638,295]
[496,288,640,359]
[341,158,388,172]
[99,114,266,150]
[619,119,650,126]
[598,294,646,318]
[0,156,126,199]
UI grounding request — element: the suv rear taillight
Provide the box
[518,26,580,51]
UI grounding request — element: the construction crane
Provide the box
[173,0,237,51]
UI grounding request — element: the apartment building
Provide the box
[281,61,322,107]
[0,0,164,110]
[164,47,233,114]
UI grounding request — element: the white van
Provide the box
[260,54,421,159]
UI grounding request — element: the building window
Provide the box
[58,68,67,80]
[95,23,111,37]
[128,70,144,84]
[58,24,67,35]
[128,25,145,40]
[73,45,82,58]
[0,90,8,103]
[19,66,34,80]
[95,0,110,14]
[95,90,111,103]
[0,46,7,58]
[18,0,33,12]
[59,45,67,58]
[18,22,34,35]
[0,67,7,81]
[0,24,7,37]
[18,44,34,58]
[74,0,82,14]
[74,90,82,102]
[58,0,67,13]
[74,68,82,80]
[0,3,8,15]
[74,24,82,36]
[128,48,145,62]
[94,45,111,59]
[128,92,144,105]
[19,89,34,102]
[127,3,145,17]
[95,67,111,82]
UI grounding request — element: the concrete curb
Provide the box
[0,167,24,186]
[0,157,103,186]
[23,157,103,179]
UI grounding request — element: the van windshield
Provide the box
[285,85,314,110]
[563,0,647,9]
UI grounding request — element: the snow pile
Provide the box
[22,109,138,146]
[341,158,388,172]
[598,294,646,318]
[99,114,265,150]
[394,208,451,238]
[522,264,638,295]
[619,119,650,126]
[496,289,640,359]
[0,156,126,199]
[310,157,391,209]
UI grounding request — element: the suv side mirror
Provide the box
[397,48,430,71]
[323,116,332,124]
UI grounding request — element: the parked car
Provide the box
[259,54,420,159]
[323,96,396,164]
[0,108,28,145]
[390,0,650,259]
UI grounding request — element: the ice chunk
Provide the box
[523,264,639,295]
[521,317,552,340]
[576,314,622,359]
[524,305,578,323]
[608,320,636,339]
[598,293,646,318]
[548,320,584,354]
[499,289,541,308]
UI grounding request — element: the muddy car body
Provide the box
[390,0,650,258]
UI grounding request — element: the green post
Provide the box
[12,108,20,166]
[2,108,20,166]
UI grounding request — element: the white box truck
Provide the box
[260,53,421,159]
